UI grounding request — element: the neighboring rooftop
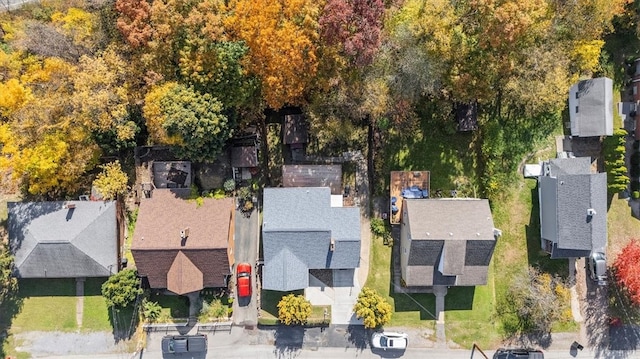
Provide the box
[132,189,233,250]
[8,201,118,278]
[569,77,613,137]
[405,199,495,241]
[262,187,360,291]
[152,161,192,189]
[539,158,607,258]
[282,165,343,195]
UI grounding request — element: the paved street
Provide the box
[37,323,640,359]
[232,206,260,327]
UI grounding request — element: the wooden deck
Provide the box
[389,171,430,224]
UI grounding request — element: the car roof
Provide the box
[381,331,407,337]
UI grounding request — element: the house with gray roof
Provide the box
[569,77,613,137]
[8,201,119,278]
[262,187,360,291]
[538,157,607,258]
[400,199,497,288]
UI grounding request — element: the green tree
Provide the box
[93,160,129,200]
[144,83,234,162]
[353,287,392,329]
[604,128,629,194]
[277,294,312,325]
[101,269,143,308]
[0,244,18,309]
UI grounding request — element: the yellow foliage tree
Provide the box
[353,287,392,329]
[142,82,181,145]
[225,0,320,109]
[93,161,129,200]
[571,40,605,75]
[51,8,97,48]
[0,79,32,117]
[277,294,312,325]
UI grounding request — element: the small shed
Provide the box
[455,102,478,132]
[152,161,192,189]
[283,114,308,145]
[282,165,343,195]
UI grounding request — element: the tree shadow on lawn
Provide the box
[0,291,24,357]
[108,305,139,342]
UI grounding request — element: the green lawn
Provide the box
[11,278,77,332]
[153,293,190,322]
[82,278,111,331]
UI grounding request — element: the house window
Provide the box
[634,86,638,96]
[575,106,579,113]
[575,92,580,99]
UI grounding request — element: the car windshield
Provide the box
[380,337,388,347]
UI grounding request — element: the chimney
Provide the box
[64,203,76,209]
[587,208,597,216]
[329,238,335,252]
[180,227,190,240]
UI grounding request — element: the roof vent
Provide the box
[587,208,597,216]
[180,227,190,239]
[449,232,453,236]
[330,238,335,251]
[493,228,502,238]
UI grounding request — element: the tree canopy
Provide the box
[101,269,143,308]
[353,287,392,329]
[277,294,312,325]
[614,239,640,306]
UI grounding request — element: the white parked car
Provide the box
[588,252,607,286]
[371,332,408,350]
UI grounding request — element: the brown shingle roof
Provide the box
[167,252,203,295]
[132,190,233,291]
[133,190,232,249]
[231,146,258,168]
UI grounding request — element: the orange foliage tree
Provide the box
[614,239,640,306]
[225,0,320,109]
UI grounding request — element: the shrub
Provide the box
[277,294,311,325]
[101,269,143,308]
[353,287,392,329]
[370,218,386,238]
[223,179,236,192]
[633,191,640,199]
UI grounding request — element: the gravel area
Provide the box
[14,331,128,357]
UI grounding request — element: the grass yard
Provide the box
[82,278,111,331]
[10,278,77,332]
[152,293,190,322]
[366,236,436,328]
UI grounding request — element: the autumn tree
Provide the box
[101,269,143,308]
[225,0,320,109]
[93,161,129,200]
[496,267,572,335]
[115,0,153,48]
[319,0,384,68]
[353,287,392,329]
[614,239,640,306]
[277,294,312,325]
[143,82,234,162]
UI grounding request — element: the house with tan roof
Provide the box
[132,189,234,296]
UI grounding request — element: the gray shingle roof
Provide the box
[569,77,614,137]
[262,187,361,291]
[539,158,607,258]
[8,201,118,278]
[403,199,496,287]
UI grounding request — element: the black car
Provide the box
[161,334,207,355]
[493,348,544,359]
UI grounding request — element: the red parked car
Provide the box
[236,262,252,298]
